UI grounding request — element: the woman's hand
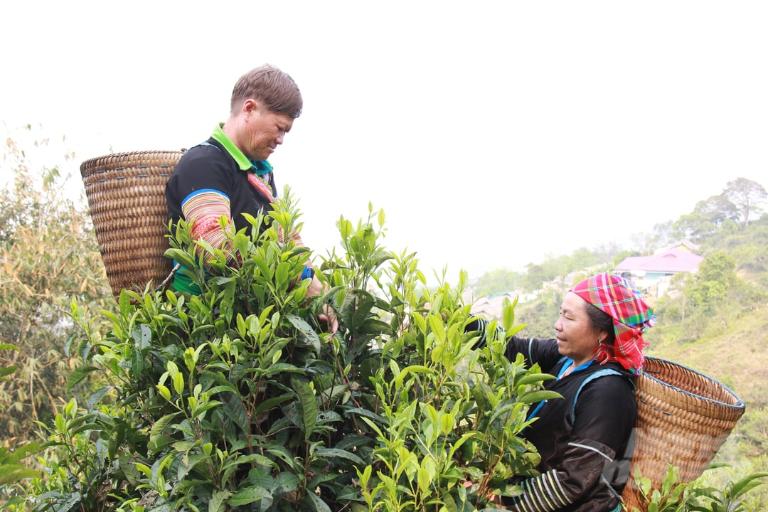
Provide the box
[461,481,506,508]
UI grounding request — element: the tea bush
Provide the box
[17,195,555,511]
[630,465,768,512]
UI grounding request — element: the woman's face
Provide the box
[554,292,605,366]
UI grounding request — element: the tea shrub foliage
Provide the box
[14,194,556,511]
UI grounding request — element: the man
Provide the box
[166,65,335,330]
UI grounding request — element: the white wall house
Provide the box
[614,243,703,297]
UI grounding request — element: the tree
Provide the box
[673,193,740,242]
[472,268,523,296]
[723,178,768,228]
[0,130,112,441]
[684,251,736,312]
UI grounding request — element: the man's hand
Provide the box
[306,274,338,334]
[318,303,338,334]
[306,274,324,298]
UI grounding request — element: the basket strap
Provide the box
[568,369,622,424]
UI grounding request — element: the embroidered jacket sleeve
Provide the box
[506,376,635,512]
[506,438,619,512]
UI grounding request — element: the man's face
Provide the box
[239,99,294,161]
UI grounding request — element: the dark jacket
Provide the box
[166,137,277,234]
[467,321,635,512]
[503,337,635,512]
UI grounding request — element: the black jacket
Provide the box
[501,336,635,512]
[464,322,636,512]
[166,138,277,234]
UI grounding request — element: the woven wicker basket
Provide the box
[80,151,183,297]
[622,357,745,511]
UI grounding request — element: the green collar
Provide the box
[211,124,273,175]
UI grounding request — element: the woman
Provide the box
[474,273,654,512]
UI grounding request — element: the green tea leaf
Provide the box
[0,464,39,484]
[339,289,375,330]
[223,394,250,435]
[518,390,561,404]
[515,372,555,388]
[131,324,152,350]
[253,393,294,416]
[417,456,436,495]
[172,372,184,395]
[428,314,446,342]
[156,384,171,401]
[394,365,433,389]
[728,471,768,499]
[286,314,321,354]
[315,447,365,466]
[343,407,388,426]
[148,412,180,455]
[164,248,196,271]
[209,491,231,512]
[304,492,332,512]
[0,365,18,378]
[291,377,317,441]
[228,486,271,506]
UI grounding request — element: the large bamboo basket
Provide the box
[80,151,183,297]
[622,357,745,511]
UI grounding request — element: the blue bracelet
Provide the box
[301,266,315,280]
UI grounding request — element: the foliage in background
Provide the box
[471,245,628,297]
[0,130,112,443]
[0,342,42,503]
[673,179,767,242]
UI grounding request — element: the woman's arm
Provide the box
[504,337,561,373]
[504,376,635,511]
[504,437,621,511]
[466,318,562,372]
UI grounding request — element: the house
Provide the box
[614,244,703,297]
[664,240,700,254]
[470,293,520,318]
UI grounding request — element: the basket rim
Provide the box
[640,356,745,411]
[80,150,184,168]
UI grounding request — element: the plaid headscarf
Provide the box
[571,273,655,371]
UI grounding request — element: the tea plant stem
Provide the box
[28,365,37,421]
[334,355,362,409]
[301,443,310,497]
[244,396,254,454]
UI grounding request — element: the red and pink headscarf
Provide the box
[571,273,655,371]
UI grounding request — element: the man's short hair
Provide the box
[231,65,303,119]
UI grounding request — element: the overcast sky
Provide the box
[2,1,766,280]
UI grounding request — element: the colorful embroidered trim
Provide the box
[181,188,231,249]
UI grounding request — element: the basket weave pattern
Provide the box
[622,357,745,510]
[80,151,183,297]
